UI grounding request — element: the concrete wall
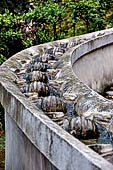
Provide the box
[72,34,113,93]
[5,112,57,170]
[0,29,113,170]
[1,67,111,170]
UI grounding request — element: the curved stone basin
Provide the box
[72,33,113,93]
[71,32,113,135]
[0,29,113,170]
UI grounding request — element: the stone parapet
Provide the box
[0,28,113,170]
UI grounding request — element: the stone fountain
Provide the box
[0,28,113,170]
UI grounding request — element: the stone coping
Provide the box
[0,29,113,169]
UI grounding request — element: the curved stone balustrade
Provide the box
[0,29,113,170]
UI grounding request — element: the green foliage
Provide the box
[1,0,112,66]
[0,133,5,169]
[0,9,23,64]
[68,0,106,34]
[0,104,4,131]
[0,54,6,65]
[0,0,30,13]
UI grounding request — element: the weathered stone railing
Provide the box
[0,29,113,170]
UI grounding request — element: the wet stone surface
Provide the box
[16,43,79,131]
[15,40,102,148]
[15,37,113,146]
